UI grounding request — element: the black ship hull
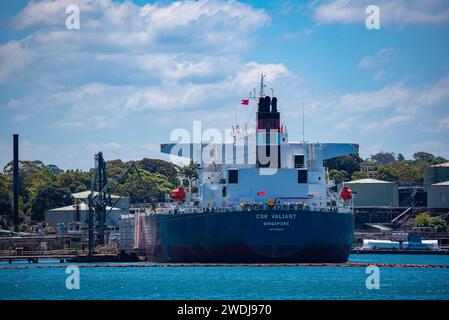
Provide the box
[121,209,354,263]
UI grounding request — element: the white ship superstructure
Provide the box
[161,75,359,212]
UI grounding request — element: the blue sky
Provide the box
[1,0,449,170]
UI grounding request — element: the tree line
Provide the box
[325,151,447,185]
[0,158,188,228]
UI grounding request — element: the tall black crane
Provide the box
[87,152,150,258]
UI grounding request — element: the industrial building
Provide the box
[428,181,449,209]
[424,163,449,191]
[44,203,126,229]
[72,191,129,211]
[338,178,399,207]
[43,191,130,230]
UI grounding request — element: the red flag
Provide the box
[241,99,249,105]
[257,191,266,196]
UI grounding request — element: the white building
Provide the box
[44,203,126,229]
[72,190,129,211]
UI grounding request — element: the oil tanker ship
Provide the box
[120,75,358,263]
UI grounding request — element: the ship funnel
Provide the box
[258,97,270,112]
[271,97,277,113]
[264,96,271,111]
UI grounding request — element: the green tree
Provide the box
[430,216,448,232]
[413,152,447,165]
[329,169,348,184]
[370,152,396,166]
[115,169,174,204]
[324,154,362,178]
[45,164,63,175]
[351,171,368,180]
[135,158,178,185]
[392,161,424,184]
[0,174,12,218]
[59,169,92,193]
[414,213,432,228]
[377,166,400,182]
[397,153,405,161]
[30,183,74,221]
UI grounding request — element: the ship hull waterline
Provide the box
[122,210,355,263]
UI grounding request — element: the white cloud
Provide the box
[0,40,35,83]
[2,0,270,87]
[302,75,449,137]
[312,0,449,26]
[363,115,412,132]
[359,48,396,69]
[438,117,449,131]
[13,0,269,51]
[408,141,449,159]
[338,84,411,112]
[0,138,51,169]
[104,142,122,150]
[11,113,33,123]
[14,0,75,29]
[359,48,397,82]
[10,61,290,129]
[1,0,287,135]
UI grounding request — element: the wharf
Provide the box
[0,250,138,264]
[351,249,449,255]
[1,262,449,270]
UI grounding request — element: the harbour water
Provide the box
[1,254,448,300]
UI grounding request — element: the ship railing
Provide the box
[142,204,351,215]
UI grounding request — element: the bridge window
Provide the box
[298,169,307,184]
[229,170,238,184]
[294,155,304,168]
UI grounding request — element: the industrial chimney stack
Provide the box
[13,134,19,230]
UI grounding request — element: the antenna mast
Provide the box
[259,74,266,97]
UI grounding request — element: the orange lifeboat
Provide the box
[340,186,352,201]
[170,186,186,201]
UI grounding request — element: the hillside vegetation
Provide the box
[325,151,447,185]
[0,158,182,226]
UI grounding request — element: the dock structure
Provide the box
[0,253,77,264]
[1,262,449,270]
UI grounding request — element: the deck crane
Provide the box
[87,152,151,258]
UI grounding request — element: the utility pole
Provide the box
[12,134,19,231]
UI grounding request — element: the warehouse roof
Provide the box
[46,203,122,212]
[432,181,449,186]
[347,178,394,184]
[72,191,121,199]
